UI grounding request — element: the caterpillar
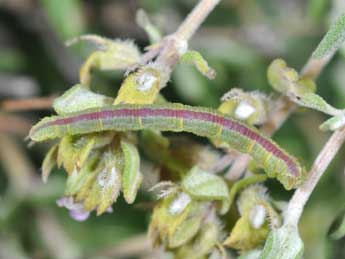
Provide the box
[29,103,306,189]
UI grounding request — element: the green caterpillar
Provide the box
[29,103,306,189]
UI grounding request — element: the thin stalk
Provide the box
[175,0,221,41]
[155,0,222,84]
[285,127,345,225]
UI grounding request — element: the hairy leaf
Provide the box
[41,144,58,183]
[313,13,345,58]
[180,50,216,79]
[182,167,229,201]
[53,84,113,114]
[121,140,143,204]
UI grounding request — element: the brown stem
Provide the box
[1,96,56,111]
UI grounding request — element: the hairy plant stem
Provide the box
[285,126,345,225]
[175,0,221,41]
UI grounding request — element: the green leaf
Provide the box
[83,151,122,215]
[64,152,100,196]
[168,214,203,248]
[121,141,143,204]
[77,138,96,169]
[267,59,298,94]
[176,223,219,259]
[228,175,267,211]
[313,13,345,58]
[41,144,58,183]
[180,50,216,79]
[267,59,316,96]
[293,92,341,116]
[239,249,262,259]
[181,167,229,201]
[53,84,113,114]
[260,224,304,259]
[57,135,79,174]
[223,216,269,251]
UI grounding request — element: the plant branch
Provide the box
[285,126,345,225]
[1,96,56,111]
[226,49,336,180]
[175,0,221,41]
[301,50,336,79]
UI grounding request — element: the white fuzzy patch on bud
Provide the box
[250,204,267,229]
[97,169,107,187]
[235,101,256,120]
[97,167,119,188]
[137,73,157,92]
[108,167,119,187]
[169,192,192,215]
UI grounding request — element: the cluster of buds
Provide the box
[114,63,169,105]
[213,88,270,150]
[146,167,232,258]
[40,33,152,219]
[43,128,143,220]
[219,88,270,126]
[223,184,280,251]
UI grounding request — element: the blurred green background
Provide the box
[0,0,345,258]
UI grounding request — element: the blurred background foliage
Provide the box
[0,0,345,258]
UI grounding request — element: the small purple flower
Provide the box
[57,197,90,221]
[56,196,113,221]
